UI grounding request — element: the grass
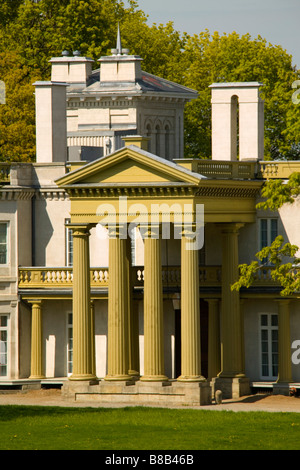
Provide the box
[0,405,300,450]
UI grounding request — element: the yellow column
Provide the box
[29,300,45,379]
[206,298,221,380]
[276,300,293,383]
[127,237,139,377]
[141,226,168,381]
[178,230,205,382]
[70,224,96,381]
[219,223,244,378]
[105,227,131,381]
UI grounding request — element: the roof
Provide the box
[67,67,198,100]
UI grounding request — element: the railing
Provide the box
[18,265,283,291]
[19,266,222,290]
[177,158,300,180]
[19,267,109,289]
[258,161,300,179]
[196,160,257,179]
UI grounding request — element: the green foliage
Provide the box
[0,1,299,161]
[257,172,300,210]
[232,235,300,296]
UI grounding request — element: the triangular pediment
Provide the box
[56,146,204,187]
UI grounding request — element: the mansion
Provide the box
[0,32,300,405]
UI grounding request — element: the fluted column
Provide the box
[105,227,131,381]
[141,225,167,381]
[29,300,45,379]
[178,229,205,382]
[276,300,293,383]
[219,223,244,378]
[206,298,221,380]
[127,237,139,377]
[70,224,96,381]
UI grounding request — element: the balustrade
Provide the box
[18,265,283,290]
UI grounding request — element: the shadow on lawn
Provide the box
[0,405,112,421]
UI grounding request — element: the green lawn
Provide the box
[0,405,300,450]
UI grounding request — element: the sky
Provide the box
[133,0,300,69]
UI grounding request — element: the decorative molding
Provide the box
[195,186,261,198]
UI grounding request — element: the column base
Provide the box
[29,375,45,380]
[211,376,250,399]
[140,375,169,382]
[177,375,206,383]
[273,382,293,396]
[104,374,133,382]
[69,373,97,382]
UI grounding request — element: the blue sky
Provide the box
[134,0,300,68]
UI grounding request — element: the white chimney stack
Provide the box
[34,81,68,163]
[209,82,264,161]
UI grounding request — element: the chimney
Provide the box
[33,81,68,163]
[99,24,142,83]
[209,82,264,161]
[50,51,94,84]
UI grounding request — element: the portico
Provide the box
[52,140,262,403]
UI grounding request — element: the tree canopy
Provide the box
[0,0,299,162]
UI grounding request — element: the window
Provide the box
[260,313,278,379]
[0,223,8,265]
[259,218,278,264]
[259,218,278,250]
[0,315,8,377]
[67,313,73,376]
[65,219,73,267]
[130,226,136,266]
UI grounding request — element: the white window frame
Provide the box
[259,313,278,380]
[259,218,278,250]
[65,219,73,267]
[66,312,73,376]
[0,222,8,266]
[0,314,9,377]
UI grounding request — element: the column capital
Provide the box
[217,222,244,233]
[275,298,291,305]
[140,224,160,240]
[107,224,128,239]
[27,299,43,307]
[67,223,93,236]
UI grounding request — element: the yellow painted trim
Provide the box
[56,146,203,187]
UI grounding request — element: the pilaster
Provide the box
[206,298,221,380]
[276,299,293,384]
[29,300,44,380]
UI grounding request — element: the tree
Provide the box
[0,1,299,161]
[174,31,300,160]
[232,172,300,296]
